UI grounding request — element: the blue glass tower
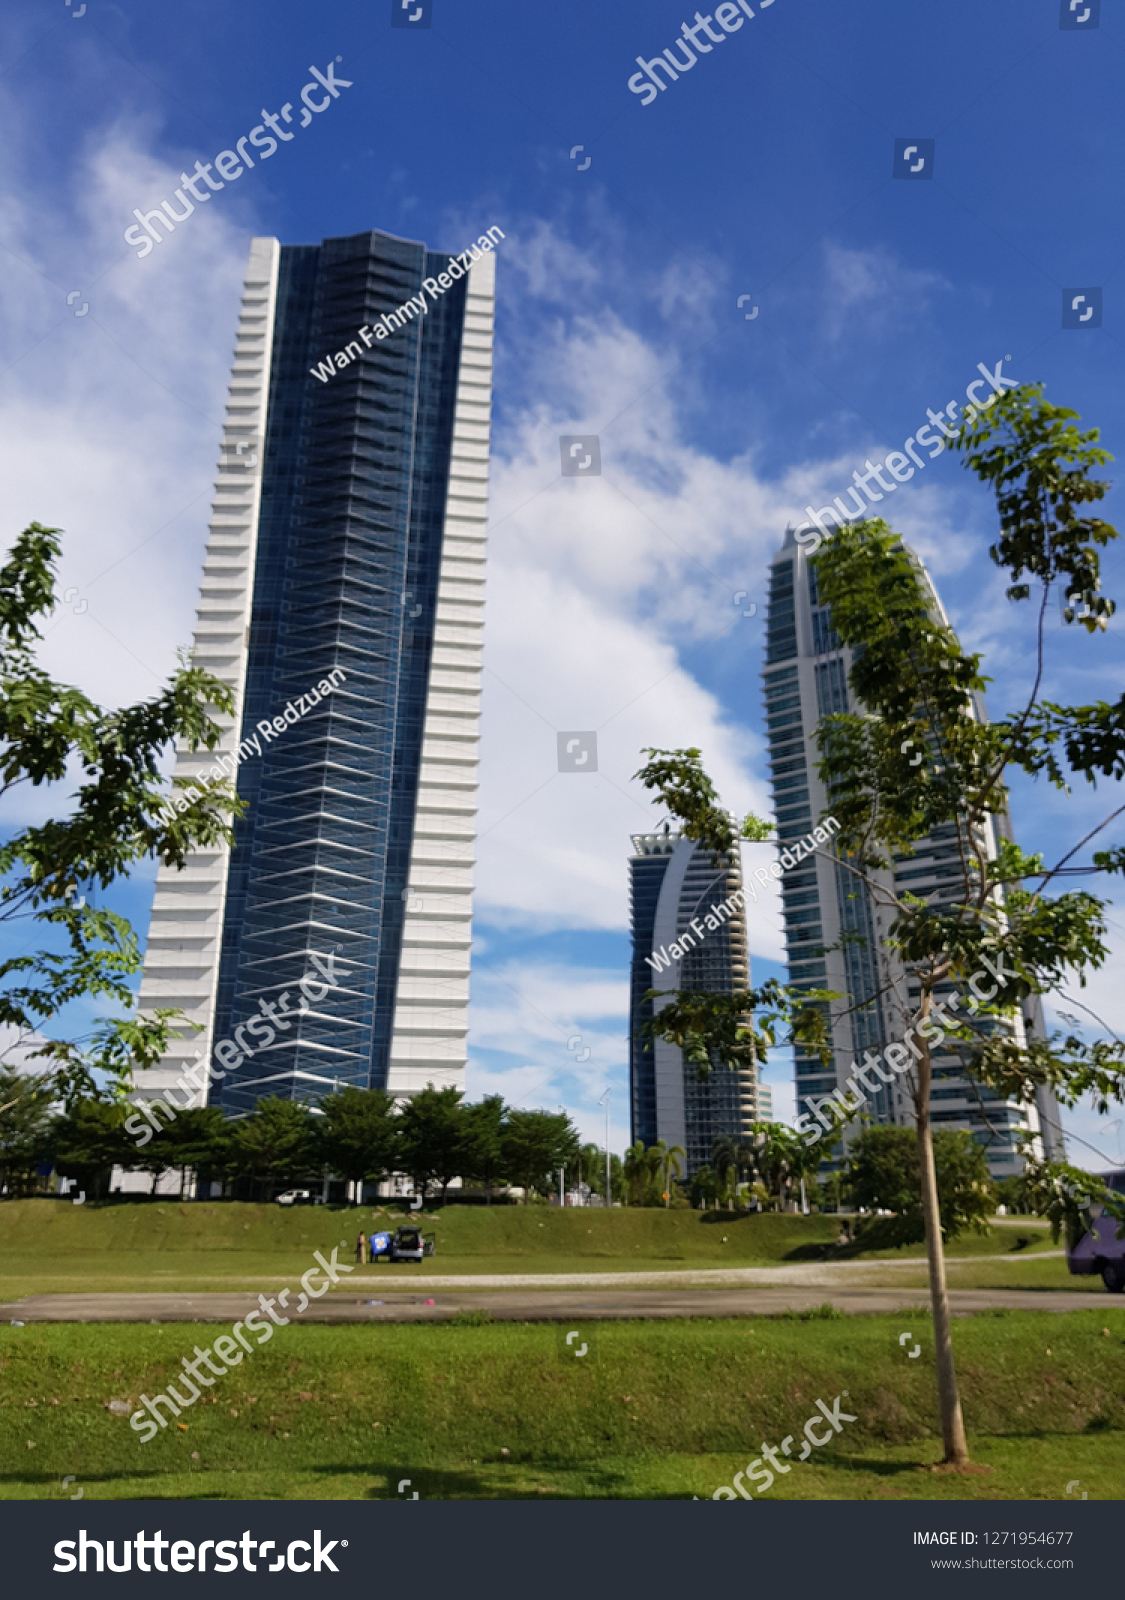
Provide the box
[137,230,496,1116]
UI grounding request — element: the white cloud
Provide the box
[819,241,950,346]
[0,103,258,715]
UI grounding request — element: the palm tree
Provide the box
[712,1135,740,1212]
[623,1140,647,1206]
[650,1138,686,1207]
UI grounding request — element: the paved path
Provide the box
[2,1281,1117,1324]
[322,1252,1065,1291]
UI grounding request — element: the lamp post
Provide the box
[598,1088,611,1208]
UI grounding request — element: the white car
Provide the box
[275,1189,313,1206]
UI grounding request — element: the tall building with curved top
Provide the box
[629,829,761,1175]
[134,228,495,1118]
[763,525,1064,1177]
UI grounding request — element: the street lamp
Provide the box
[598,1088,611,1208]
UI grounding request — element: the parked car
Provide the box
[275,1189,313,1206]
[1065,1168,1125,1292]
[370,1225,435,1263]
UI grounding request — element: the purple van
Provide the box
[1065,1169,1125,1292]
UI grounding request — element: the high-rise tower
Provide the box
[136,229,495,1116]
[628,830,761,1176]
[763,526,1064,1177]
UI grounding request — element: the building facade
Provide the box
[629,829,763,1176]
[135,229,495,1118]
[763,526,1064,1178]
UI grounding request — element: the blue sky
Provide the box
[2,0,1123,1162]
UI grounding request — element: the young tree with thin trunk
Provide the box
[637,384,1125,1469]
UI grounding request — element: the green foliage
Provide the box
[648,1138,685,1206]
[952,382,1116,621]
[459,1095,508,1198]
[231,1098,318,1200]
[0,523,243,1096]
[644,983,834,1083]
[1012,1153,1125,1248]
[743,1119,823,1210]
[51,1098,134,1199]
[808,490,1122,1126]
[500,1109,580,1203]
[397,1085,470,1202]
[622,1139,661,1206]
[315,1086,396,1190]
[0,1065,55,1194]
[846,1125,996,1243]
[634,747,774,861]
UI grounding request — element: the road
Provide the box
[2,1282,1118,1323]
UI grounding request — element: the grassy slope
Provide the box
[1,1311,1121,1501]
[0,1201,1063,1298]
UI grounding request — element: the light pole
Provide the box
[598,1088,611,1208]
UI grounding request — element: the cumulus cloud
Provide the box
[0,94,258,716]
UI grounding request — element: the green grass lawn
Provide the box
[1,1311,1121,1500]
[0,1200,1061,1299]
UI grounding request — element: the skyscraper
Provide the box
[136,229,495,1117]
[628,829,761,1175]
[763,526,1064,1177]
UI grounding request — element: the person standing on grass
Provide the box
[356,1231,367,1265]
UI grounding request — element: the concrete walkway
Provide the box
[2,1279,1117,1324]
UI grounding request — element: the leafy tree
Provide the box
[583,1147,622,1205]
[744,1121,823,1213]
[690,1162,719,1210]
[635,382,1125,1467]
[623,1139,661,1206]
[1013,1151,1125,1251]
[822,1169,847,1214]
[460,1095,508,1202]
[0,1065,55,1195]
[161,1106,231,1200]
[315,1086,397,1201]
[710,1135,740,1210]
[231,1097,317,1200]
[0,524,241,1102]
[52,1098,134,1199]
[397,1085,467,1204]
[579,1140,604,1196]
[846,1125,995,1244]
[500,1109,579,1203]
[651,1137,685,1207]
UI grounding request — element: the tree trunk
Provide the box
[915,1020,970,1467]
